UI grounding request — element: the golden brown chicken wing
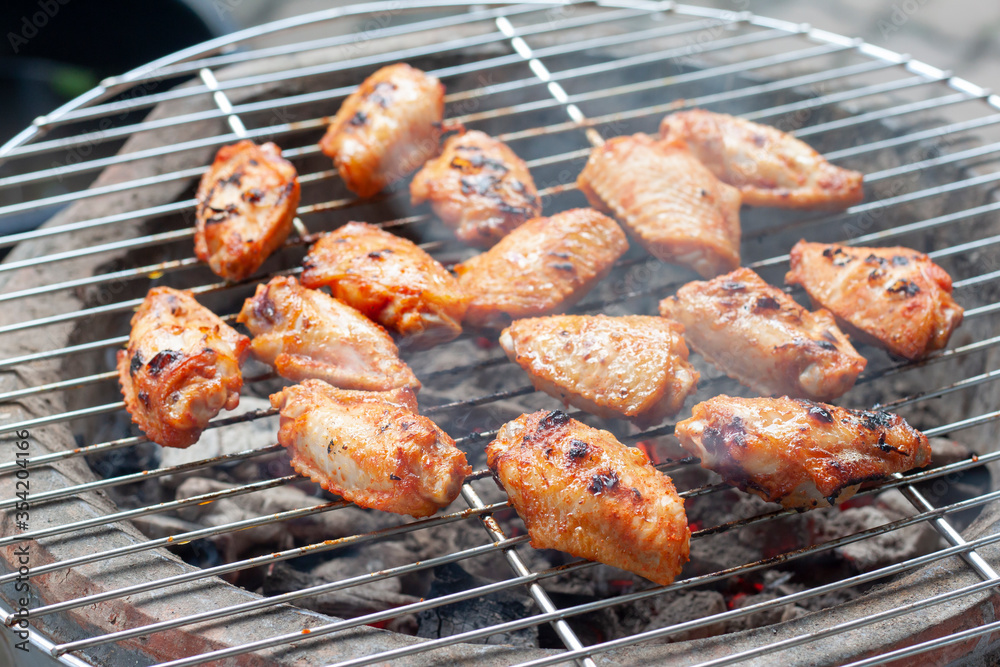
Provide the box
[117,287,250,449]
[659,267,866,401]
[487,410,690,585]
[194,140,300,282]
[300,222,467,349]
[271,379,470,517]
[237,276,419,392]
[410,130,541,247]
[319,63,444,198]
[577,133,740,279]
[785,241,963,360]
[499,315,699,427]
[660,109,863,209]
[674,395,931,509]
[454,208,628,329]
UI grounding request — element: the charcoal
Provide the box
[158,396,283,486]
[723,592,808,633]
[608,590,729,643]
[813,489,942,573]
[415,562,539,646]
[261,559,419,634]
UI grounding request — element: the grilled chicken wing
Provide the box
[785,241,963,360]
[675,396,931,509]
[237,276,419,391]
[194,140,300,282]
[454,208,628,328]
[319,63,444,198]
[660,109,863,209]
[271,379,470,517]
[577,133,740,278]
[487,410,690,585]
[300,222,467,349]
[410,130,541,247]
[499,315,699,427]
[659,267,866,401]
[117,287,249,448]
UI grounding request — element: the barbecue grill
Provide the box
[2,1,1000,665]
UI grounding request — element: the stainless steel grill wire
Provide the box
[2,2,1000,665]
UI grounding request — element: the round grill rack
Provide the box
[2,2,1000,665]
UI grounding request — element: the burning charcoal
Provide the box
[173,478,407,563]
[913,438,990,529]
[415,563,539,646]
[261,547,420,632]
[927,437,975,466]
[723,592,807,633]
[158,396,282,486]
[612,590,728,642]
[174,477,298,562]
[685,490,799,576]
[812,489,941,572]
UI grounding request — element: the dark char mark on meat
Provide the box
[753,296,781,312]
[129,351,144,376]
[567,439,589,460]
[146,350,183,376]
[859,409,894,431]
[537,410,571,431]
[887,279,921,297]
[822,246,854,266]
[253,290,279,324]
[807,405,834,423]
[588,470,620,494]
[703,416,747,455]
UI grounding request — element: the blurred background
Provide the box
[2,0,997,146]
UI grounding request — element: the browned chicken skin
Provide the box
[660,267,866,401]
[271,379,470,517]
[660,109,864,210]
[577,133,741,278]
[319,63,444,198]
[785,241,964,360]
[675,396,931,509]
[117,287,250,448]
[237,276,419,392]
[194,140,300,282]
[499,315,699,427]
[487,410,690,585]
[454,208,628,329]
[300,222,468,349]
[410,130,541,247]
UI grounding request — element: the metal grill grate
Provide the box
[2,2,1000,665]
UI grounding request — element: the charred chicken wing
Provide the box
[194,140,300,282]
[237,276,419,391]
[300,222,467,349]
[319,63,445,198]
[499,315,699,427]
[660,267,866,401]
[785,241,963,360]
[675,396,931,509]
[487,410,690,585]
[577,133,740,278]
[117,287,250,448]
[410,130,541,247]
[660,109,863,210]
[455,208,628,328]
[271,379,470,517]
